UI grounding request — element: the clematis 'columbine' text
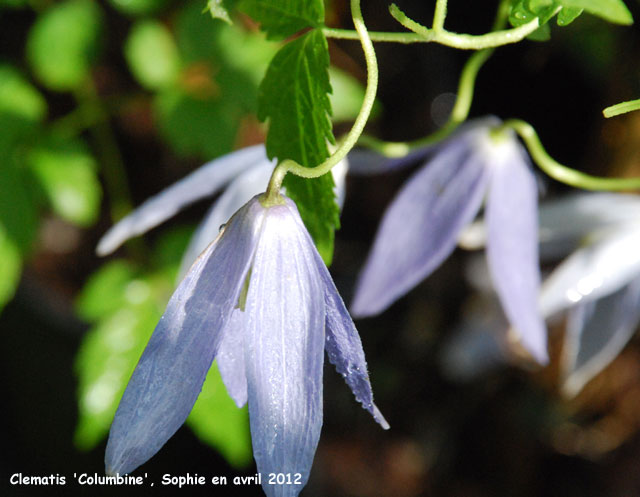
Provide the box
[105,193,388,497]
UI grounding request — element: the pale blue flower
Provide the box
[101,189,387,496]
[352,119,548,364]
[539,193,640,396]
[96,144,348,277]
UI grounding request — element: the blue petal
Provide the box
[351,128,490,317]
[178,156,349,279]
[312,247,389,429]
[178,159,273,278]
[216,309,248,408]
[485,134,547,364]
[243,198,325,497]
[562,277,640,397]
[105,197,265,475]
[97,145,270,256]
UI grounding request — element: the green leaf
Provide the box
[76,261,136,320]
[26,0,102,91]
[153,2,265,160]
[557,6,583,25]
[154,88,239,159]
[0,64,46,153]
[75,262,170,450]
[125,20,181,90]
[510,0,632,27]
[258,29,339,264]
[187,364,252,467]
[510,0,558,27]
[74,257,251,467]
[238,0,324,39]
[527,22,551,40]
[0,223,21,312]
[28,136,102,226]
[329,66,367,123]
[0,156,38,252]
[0,65,46,121]
[107,0,167,16]
[74,299,161,450]
[0,0,29,8]
[558,0,633,24]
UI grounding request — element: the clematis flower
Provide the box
[351,118,548,364]
[538,193,640,396]
[102,191,388,496]
[96,144,347,276]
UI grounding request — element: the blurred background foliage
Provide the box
[2,0,640,496]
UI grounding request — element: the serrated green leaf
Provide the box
[258,29,339,263]
[259,31,335,163]
[125,20,181,90]
[28,136,102,226]
[187,364,251,467]
[239,0,324,39]
[557,6,583,25]
[26,0,102,91]
[0,223,21,312]
[558,0,632,24]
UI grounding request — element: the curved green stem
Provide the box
[507,119,640,191]
[603,98,640,118]
[389,3,540,50]
[322,27,425,44]
[432,0,448,33]
[264,0,377,204]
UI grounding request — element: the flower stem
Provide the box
[432,0,448,33]
[507,119,640,191]
[264,0,377,204]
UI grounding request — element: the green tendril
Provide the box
[324,3,542,51]
[355,0,514,158]
[507,119,640,191]
[603,98,640,118]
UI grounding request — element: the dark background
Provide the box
[3,0,640,495]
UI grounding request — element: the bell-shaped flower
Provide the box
[351,118,547,364]
[104,193,388,497]
[538,193,640,396]
[96,144,347,276]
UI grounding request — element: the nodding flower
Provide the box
[98,148,385,497]
[538,193,640,396]
[351,118,548,365]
